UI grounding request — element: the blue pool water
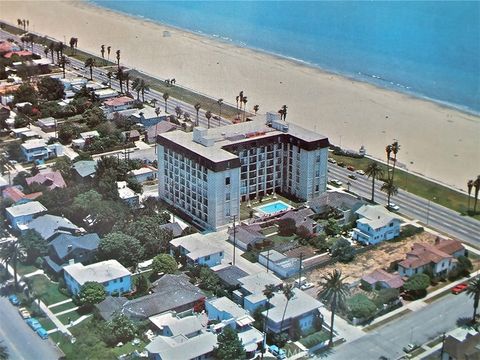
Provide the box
[258,201,290,215]
[91,1,480,113]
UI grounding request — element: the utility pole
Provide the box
[232,215,236,266]
[297,252,304,287]
[266,249,270,273]
[439,332,446,359]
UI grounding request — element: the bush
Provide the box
[152,254,178,275]
[373,288,399,307]
[277,218,296,236]
[347,294,377,319]
[330,238,355,263]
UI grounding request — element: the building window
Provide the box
[226,192,230,201]
[204,255,210,261]
[225,177,230,185]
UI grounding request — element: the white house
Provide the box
[352,205,401,245]
[5,201,47,231]
[258,250,301,279]
[128,166,157,183]
[20,139,63,162]
[117,181,140,207]
[170,232,224,267]
[63,259,132,296]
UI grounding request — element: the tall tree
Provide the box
[217,98,223,122]
[106,71,113,87]
[132,78,141,100]
[317,270,349,346]
[214,326,246,360]
[116,49,121,69]
[0,240,23,290]
[205,110,212,129]
[116,67,124,93]
[253,104,259,115]
[78,281,106,307]
[19,230,46,264]
[279,283,294,333]
[124,71,131,93]
[97,232,144,268]
[381,178,398,206]
[473,176,480,214]
[48,41,55,63]
[390,141,400,181]
[0,340,8,360]
[84,57,96,80]
[385,144,393,180]
[467,277,480,323]
[58,55,69,79]
[261,284,276,359]
[467,179,474,211]
[163,92,170,113]
[100,44,105,62]
[69,37,76,54]
[194,103,201,126]
[365,162,384,202]
[242,96,248,121]
[107,46,111,61]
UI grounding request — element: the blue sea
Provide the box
[90,1,480,113]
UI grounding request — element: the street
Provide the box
[0,296,64,360]
[326,291,472,359]
[328,165,480,246]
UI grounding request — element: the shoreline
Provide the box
[0,0,478,191]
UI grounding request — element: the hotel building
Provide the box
[157,113,329,229]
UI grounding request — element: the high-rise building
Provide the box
[157,113,329,229]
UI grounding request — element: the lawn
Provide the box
[57,309,83,325]
[50,301,75,314]
[37,316,57,331]
[330,153,478,220]
[283,342,304,357]
[15,262,40,276]
[299,330,330,348]
[28,275,69,305]
[241,234,297,263]
[261,226,278,236]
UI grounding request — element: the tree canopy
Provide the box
[346,294,377,319]
[103,314,137,346]
[404,273,430,292]
[13,83,37,104]
[330,238,355,263]
[98,232,144,267]
[38,77,64,101]
[214,326,246,360]
[19,229,46,264]
[152,254,177,275]
[78,281,106,307]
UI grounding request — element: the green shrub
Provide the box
[347,294,376,319]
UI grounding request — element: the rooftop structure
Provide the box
[353,204,401,245]
[361,269,404,289]
[149,312,207,337]
[117,181,139,207]
[26,171,66,190]
[26,214,81,240]
[64,259,131,287]
[72,160,96,179]
[2,186,42,203]
[157,113,329,229]
[145,332,217,360]
[238,272,282,296]
[258,249,301,279]
[215,265,248,288]
[170,232,224,267]
[5,201,47,218]
[228,223,265,251]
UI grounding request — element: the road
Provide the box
[0,29,233,131]
[328,165,480,246]
[0,296,64,360]
[326,291,472,359]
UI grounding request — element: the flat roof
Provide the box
[63,259,131,286]
[6,201,47,217]
[238,271,282,294]
[145,332,217,360]
[21,139,47,150]
[207,297,249,319]
[170,232,224,260]
[263,288,322,323]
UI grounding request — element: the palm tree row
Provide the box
[69,37,78,55]
[383,140,400,206]
[278,104,288,120]
[16,18,29,31]
[236,91,249,122]
[467,176,480,214]
[132,77,150,102]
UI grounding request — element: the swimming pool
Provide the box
[256,200,292,215]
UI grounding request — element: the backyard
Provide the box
[27,274,69,305]
[241,234,297,263]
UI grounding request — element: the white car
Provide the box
[300,283,315,291]
[328,158,337,164]
[356,169,365,175]
[386,203,400,211]
[330,179,342,186]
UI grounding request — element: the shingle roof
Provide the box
[228,224,265,247]
[48,233,100,260]
[63,259,131,286]
[2,186,42,202]
[238,272,282,295]
[26,171,66,190]
[6,201,47,217]
[279,208,317,231]
[309,191,364,212]
[145,332,217,360]
[398,240,464,270]
[355,205,400,230]
[159,222,183,238]
[170,232,224,261]
[95,296,128,321]
[27,214,80,240]
[103,96,134,107]
[361,269,404,289]
[72,160,96,178]
[215,266,248,288]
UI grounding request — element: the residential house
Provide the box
[442,332,480,360]
[121,129,141,143]
[71,130,100,150]
[0,104,10,122]
[170,232,224,267]
[205,297,263,357]
[117,181,140,207]
[103,96,136,113]
[146,331,217,360]
[258,249,301,279]
[43,233,100,274]
[398,238,466,278]
[10,127,30,138]
[25,214,82,241]
[130,105,168,127]
[36,117,56,132]
[214,265,248,289]
[352,205,401,245]
[159,222,183,238]
[228,224,266,251]
[93,88,117,100]
[63,259,132,296]
[233,272,283,313]
[21,139,63,162]
[145,122,178,144]
[308,191,365,225]
[95,274,205,321]
[361,269,404,290]
[0,41,20,56]
[2,186,42,203]
[3,50,33,59]
[26,171,66,190]
[5,201,47,231]
[72,160,96,180]
[262,288,323,334]
[149,312,207,338]
[279,208,319,234]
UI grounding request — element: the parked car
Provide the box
[8,294,20,306]
[337,162,346,167]
[36,327,49,340]
[348,174,357,180]
[329,179,343,187]
[386,203,400,211]
[347,165,355,171]
[328,158,337,164]
[356,169,365,175]
[26,318,42,331]
[18,307,31,319]
[403,343,419,353]
[269,345,286,359]
[451,283,468,295]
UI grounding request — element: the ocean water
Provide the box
[91,1,480,113]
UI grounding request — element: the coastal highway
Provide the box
[0,29,232,130]
[328,164,480,246]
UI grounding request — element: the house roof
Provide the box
[214,265,248,288]
[279,208,317,231]
[129,166,156,177]
[238,272,282,295]
[2,186,42,203]
[207,296,249,319]
[259,250,300,272]
[444,333,480,360]
[37,117,55,127]
[26,171,66,190]
[4,50,32,58]
[95,296,128,321]
[27,214,80,240]
[149,312,207,335]
[0,41,20,54]
[63,259,131,286]
[355,205,400,230]
[145,122,178,142]
[361,269,404,289]
[72,160,96,178]
[48,233,100,260]
[398,240,464,269]
[103,96,134,107]
[131,105,165,121]
[21,139,48,151]
[6,201,47,218]
[145,332,217,360]
[308,191,364,212]
[228,224,265,247]
[159,222,183,238]
[435,238,464,255]
[117,181,137,200]
[170,232,224,261]
[80,130,99,139]
[263,288,322,324]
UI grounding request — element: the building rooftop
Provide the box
[48,233,100,260]
[63,259,131,286]
[308,191,365,212]
[21,139,48,151]
[37,117,55,126]
[103,96,134,107]
[361,269,404,289]
[72,160,97,178]
[264,288,322,323]
[27,214,80,240]
[214,265,248,288]
[356,204,400,229]
[399,238,464,269]
[228,224,265,248]
[117,181,138,199]
[130,105,165,120]
[80,130,100,139]
[238,271,282,295]
[145,332,217,360]
[129,166,156,176]
[6,201,47,218]
[170,232,224,261]
[149,312,207,336]
[207,296,249,320]
[26,171,66,190]
[2,186,42,203]
[159,222,183,238]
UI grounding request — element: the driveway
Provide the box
[0,296,64,360]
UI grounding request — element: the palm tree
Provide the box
[69,37,77,54]
[381,178,398,206]
[84,57,95,80]
[467,277,480,323]
[48,41,55,63]
[194,103,201,126]
[155,107,161,117]
[473,176,480,214]
[391,141,400,180]
[106,71,113,87]
[280,105,287,120]
[261,284,276,359]
[26,19,29,31]
[59,55,69,78]
[205,110,212,129]
[43,46,49,61]
[54,42,63,62]
[253,104,259,115]
[0,240,23,290]
[175,105,183,119]
[163,92,170,113]
[139,80,149,103]
[116,68,124,93]
[385,144,393,181]
[365,162,384,203]
[467,180,474,212]
[242,96,248,121]
[236,95,240,114]
[125,72,132,94]
[317,270,349,346]
[132,77,141,100]
[279,284,295,333]
[22,19,26,31]
[151,98,158,108]
[17,19,22,28]
[217,98,223,120]
[116,49,121,69]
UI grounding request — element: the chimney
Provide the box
[67,244,73,252]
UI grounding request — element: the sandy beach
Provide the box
[0,0,478,190]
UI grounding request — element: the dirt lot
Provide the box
[306,231,444,286]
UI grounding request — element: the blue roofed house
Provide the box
[352,205,401,245]
[72,160,97,180]
[20,139,63,162]
[170,232,224,267]
[63,259,132,296]
[258,249,301,279]
[233,272,283,313]
[43,233,100,274]
[5,201,47,231]
[25,214,82,241]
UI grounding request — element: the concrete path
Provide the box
[54,306,79,317]
[23,269,44,278]
[48,298,73,309]
[39,300,72,337]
